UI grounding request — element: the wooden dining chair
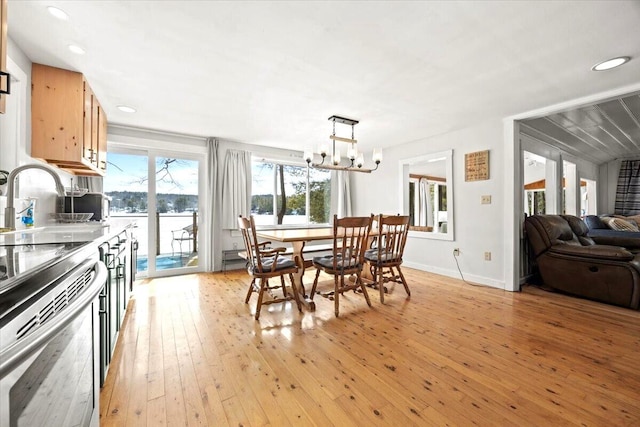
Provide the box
[310,214,373,317]
[364,214,411,303]
[238,215,302,320]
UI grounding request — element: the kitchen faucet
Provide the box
[3,163,66,230]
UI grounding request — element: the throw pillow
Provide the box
[607,217,639,232]
[624,214,640,227]
[601,217,614,228]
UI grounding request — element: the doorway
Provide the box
[104,150,204,278]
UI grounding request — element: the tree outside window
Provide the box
[252,160,331,226]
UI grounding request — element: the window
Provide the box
[251,159,331,226]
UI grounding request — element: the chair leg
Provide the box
[310,268,321,300]
[397,265,410,296]
[255,279,267,320]
[289,273,303,312]
[378,267,385,304]
[245,277,255,303]
[334,274,340,317]
[280,276,288,297]
[357,272,372,307]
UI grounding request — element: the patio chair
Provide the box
[171,223,196,256]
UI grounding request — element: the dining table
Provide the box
[255,227,377,311]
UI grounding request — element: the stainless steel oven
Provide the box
[0,249,106,427]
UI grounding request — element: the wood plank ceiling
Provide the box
[520,92,640,165]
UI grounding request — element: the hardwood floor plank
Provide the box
[177,299,231,425]
[101,269,640,426]
[146,396,167,427]
[172,303,210,426]
[146,295,166,401]
[161,308,188,426]
[221,395,251,427]
[124,324,150,426]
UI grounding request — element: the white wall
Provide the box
[599,159,620,214]
[352,121,506,289]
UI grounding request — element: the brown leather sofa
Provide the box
[524,214,640,309]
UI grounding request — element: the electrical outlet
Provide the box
[484,251,491,261]
[481,195,492,204]
[453,248,460,256]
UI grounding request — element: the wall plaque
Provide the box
[465,150,490,182]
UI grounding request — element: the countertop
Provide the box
[0,218,135,246]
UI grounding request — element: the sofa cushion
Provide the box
[562,215,595,246]
[584,215,607,230]
[607,217,639,232]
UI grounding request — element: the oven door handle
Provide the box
[0,260,107,379]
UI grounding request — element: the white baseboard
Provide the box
[403,261,506,290]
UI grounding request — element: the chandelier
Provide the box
[304,115,382,173]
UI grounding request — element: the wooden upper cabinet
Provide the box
[31,63,107,176]
[1,0,8,114]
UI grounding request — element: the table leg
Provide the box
[291,241,316,311]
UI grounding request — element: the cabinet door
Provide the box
[31,64,85,163]
[91,92,99,167]
[97,104,108,173]
[83,79,93,165]
[0,0,8,114]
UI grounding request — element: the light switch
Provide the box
[481,195,492,204]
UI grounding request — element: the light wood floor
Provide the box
[100,268,640,426]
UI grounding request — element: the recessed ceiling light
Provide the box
[117,105,137,113]
[68,45,86,55]
[47,6,69,20]
[591,56,630,71]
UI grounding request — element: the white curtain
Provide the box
[418,178,433,227]
[330,170,352,219]
[221,149,252,229]
[205,138,219,271]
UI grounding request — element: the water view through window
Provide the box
[104,153,200,274]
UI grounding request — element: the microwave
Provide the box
[64,192,111,221]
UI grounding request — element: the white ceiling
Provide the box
[7,1,640,153]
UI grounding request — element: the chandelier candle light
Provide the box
[304,115,382,173]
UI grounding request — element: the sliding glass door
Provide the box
[152,156,200,272]
[104,150,204,278]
